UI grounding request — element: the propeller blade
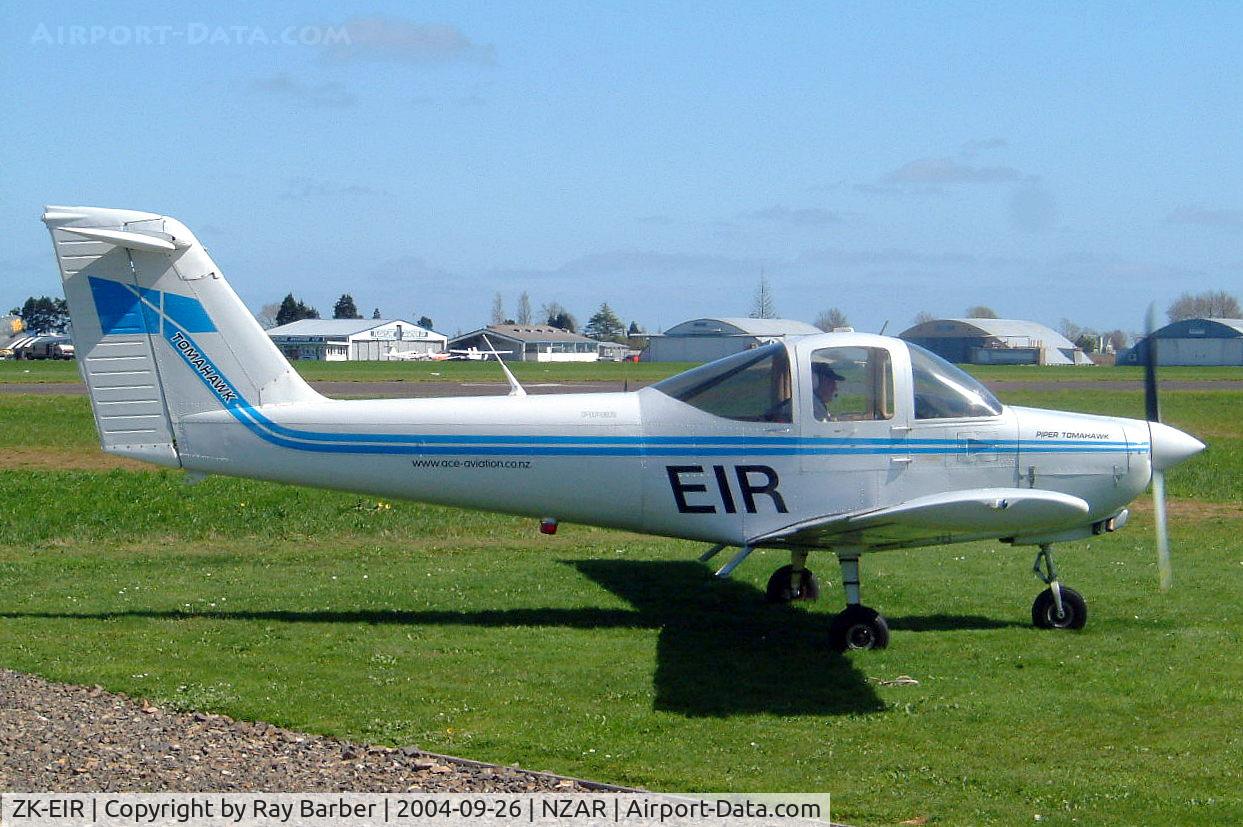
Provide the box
[1152,469,1172,591]
[1143,304,1160,422]
[1143,304,1172,590]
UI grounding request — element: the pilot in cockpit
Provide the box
[812,361,845,421]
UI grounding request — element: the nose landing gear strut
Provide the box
[1031,544,1087,630]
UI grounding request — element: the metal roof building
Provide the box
[641,317,822,362]
[448,325,601,362]
[266,318,446,361]
[899,318,1092,366]
[1118,318,1243,366]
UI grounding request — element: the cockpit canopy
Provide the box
[651,339,1003,423]
[651,343,793,422]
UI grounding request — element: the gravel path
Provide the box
[0,669,626,793]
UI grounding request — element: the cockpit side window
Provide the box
[652,343,793,422]
[908,343,1003,419]
[809,346,894,421]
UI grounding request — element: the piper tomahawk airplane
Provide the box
[44,206,1206,651]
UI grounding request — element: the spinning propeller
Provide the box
[1143,306,1172,591]
[1141,306,1207,591]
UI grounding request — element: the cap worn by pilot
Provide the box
[813,363,845,381]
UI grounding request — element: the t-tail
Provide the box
[43,206,322,467]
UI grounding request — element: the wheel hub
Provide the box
[845,623,875,649]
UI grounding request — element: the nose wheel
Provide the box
[1031,544,1088,631]
[1032,585,1087,629]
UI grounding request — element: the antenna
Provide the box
[481,334,526,397]
[879,320,889,335]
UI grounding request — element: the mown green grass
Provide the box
[966,364,1243,382]
[0,389,1239,824]
[0,395,98,451]
[0,359,81,383]
[0,494,1239,825]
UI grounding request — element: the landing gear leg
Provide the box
[765,549,820,603]
[828,552,889,651]
[1031,544,1087,630]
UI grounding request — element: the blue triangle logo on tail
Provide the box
[88,276,217,335]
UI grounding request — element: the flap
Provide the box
[750,488,1091,550]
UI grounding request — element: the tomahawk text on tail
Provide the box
[45,206,1206,651]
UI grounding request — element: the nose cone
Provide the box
[1149,422,1206,471]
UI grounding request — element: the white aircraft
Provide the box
[386,348,447,362]
[44,206,1206,651]
[386,345,513,362]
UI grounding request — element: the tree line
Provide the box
[487,291,642,343]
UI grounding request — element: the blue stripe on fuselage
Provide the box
[155,323,1147,459]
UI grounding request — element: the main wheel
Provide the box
[829,605,890,651]
[1031,586,1087,630]
[765,564,820,603]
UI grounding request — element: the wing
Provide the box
[749,488,1091,551]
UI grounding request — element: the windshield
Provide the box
[652,343,793,422]
[908,343,1003,419]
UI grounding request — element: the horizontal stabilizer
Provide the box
[751,488,1090,550]
[60,226,178,252]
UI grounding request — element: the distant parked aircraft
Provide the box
[386,345,513,362]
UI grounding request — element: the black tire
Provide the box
[765,564,820,603]
[829,605,890,651]
[1031,586,1087,630]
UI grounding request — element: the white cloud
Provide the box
[325,17,496,65]
[1166,206,1243,229]
[282,178,390,199]
[794,247,977,267]
[1009,184,1057,233]
[884,157,1025,185]
[740,205,843,228]
[959,137,1008,157]
[251,74,355,108]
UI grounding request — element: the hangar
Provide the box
[266,318,446,361]
[641,317,821,362]
[899,318,1092,366]
[1118,318,1243,366]
[449,325,602,362]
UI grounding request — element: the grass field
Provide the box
[0,383,1240,824]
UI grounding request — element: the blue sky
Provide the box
[2,1,1241,337]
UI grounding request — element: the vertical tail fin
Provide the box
[43,206,322,467]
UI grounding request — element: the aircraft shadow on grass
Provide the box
[4,560,1020,717]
